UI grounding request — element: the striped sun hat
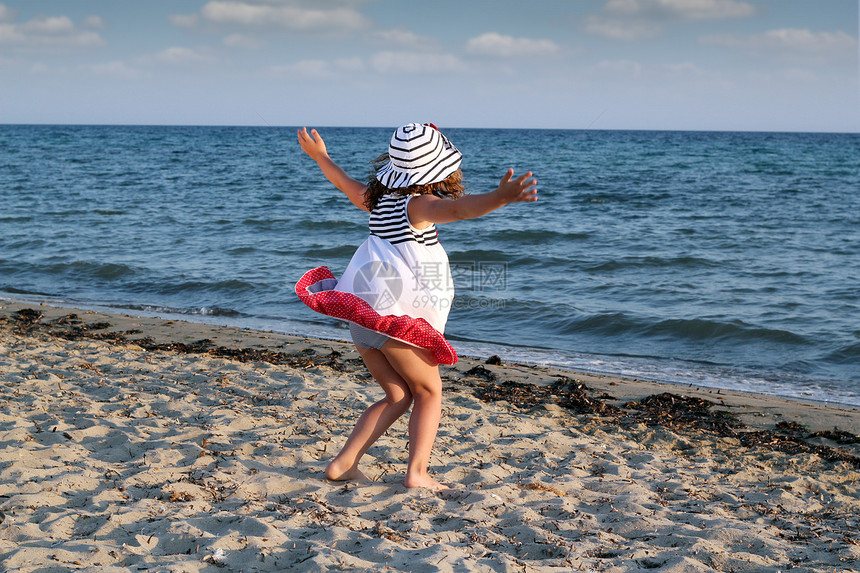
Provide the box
[375,123,463,188]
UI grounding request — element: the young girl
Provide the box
[296,123,537,490]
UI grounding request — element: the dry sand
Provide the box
[1,300,858,572]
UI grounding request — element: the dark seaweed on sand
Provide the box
[461,369,860,468]
[623,393,860,465]
[463,365,497,381]
[466,375,621,416]
[12,308,43,332]
[809,429,860,445]
[6,310,353,372]
[624,392,742,435]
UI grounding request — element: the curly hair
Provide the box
[363,153,465,212]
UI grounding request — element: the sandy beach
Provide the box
[1,300,858,572]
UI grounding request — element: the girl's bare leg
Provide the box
[325,345,413,481]
[379,340,448,490]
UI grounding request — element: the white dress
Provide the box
[296,194,457,364]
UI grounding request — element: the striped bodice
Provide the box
[369,194,438,246]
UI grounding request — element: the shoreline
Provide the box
[2,298,858,428]
[4,295,857,413]
[2,299,859,572]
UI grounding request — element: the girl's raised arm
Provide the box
[297,127,369,212]
[408,168,537,226]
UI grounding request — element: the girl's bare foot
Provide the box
[404,474,449,491]
[325,460,369,482]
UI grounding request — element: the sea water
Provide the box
[1,125,858,406]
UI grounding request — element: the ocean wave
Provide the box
[3,238,48,250]
[142,279,258,295]
[0,286,58,297]
[45,260,139,280]
[564,313,808,345]
[241,218,293,229]
[822,342,860,366]
[118,303,242,318]
[305,245,358,258]
[490,229,591,243]
[485,297,811,348]
[448,249,510,263]
[649,317,809,345]
[741,163,796,177]
[584,256,722,272]
[294,219,366,232]
[40,209,91,217]
[226,246,257,255]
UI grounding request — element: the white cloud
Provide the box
[702,29,858,53]
[20,16,75,34]
[198,1,369,32]
[223,33,262,49]
[589,0,756,41]
[82,15,105,29]
[370,51,467,74]
[0,23,23,44]
[0,4,14,22]
[466,33,560,57]
[373,28,439,51]
[333,57,364,72]
[0,10,106,50]
[83,60,146,80]
[154,47,215,65]
[274,59,331,78]
[589,59,643,77]
[662,61,705,76]
[586,16,661,41]
[169,13,199,28]
[605,0,756,20]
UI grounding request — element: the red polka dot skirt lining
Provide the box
[295,266,458,365]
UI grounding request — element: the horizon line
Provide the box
[1,122,858,136]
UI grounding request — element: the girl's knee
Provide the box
[409,378,442,400]
[384,391,413,411]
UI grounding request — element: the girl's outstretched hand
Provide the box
[296,126,369,211]
[496,168,538,205]
[297,127,328,162]
[409,168,537,224]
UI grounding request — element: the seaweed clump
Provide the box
[624,393,860,468]
[624,392,741,435]
[8,309,355,373]
[12,308,43,333]
[468,375,621,416]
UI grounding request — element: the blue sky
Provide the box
[1,0,857,131]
